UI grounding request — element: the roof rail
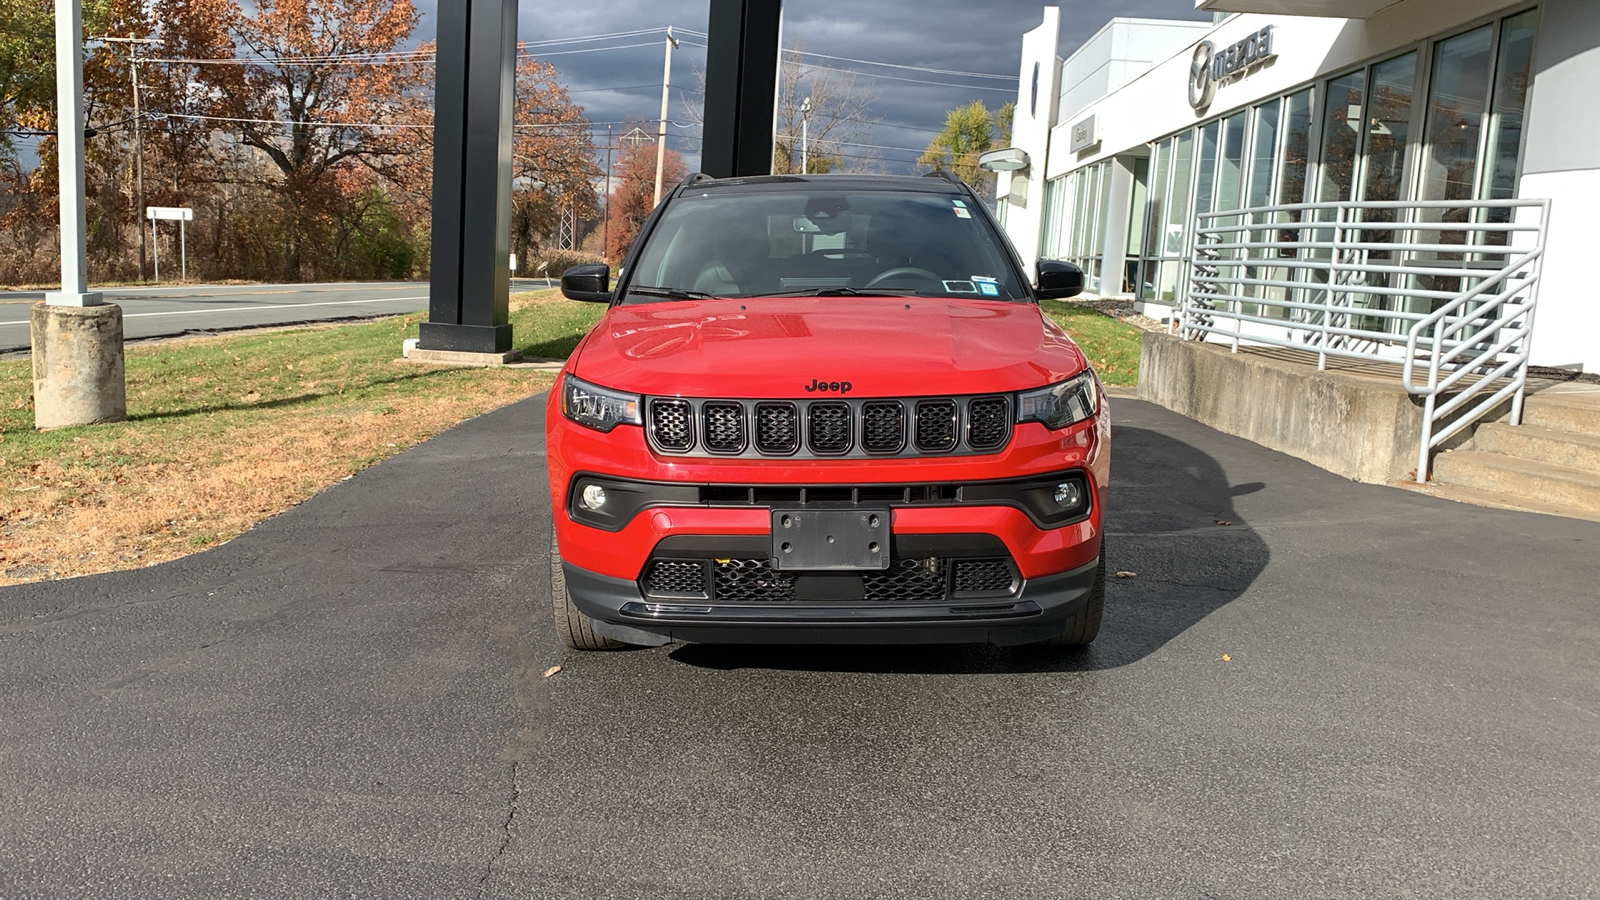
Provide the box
[679,172,718,188]
[921,170,964,187]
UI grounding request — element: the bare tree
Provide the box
[685,41,881,174]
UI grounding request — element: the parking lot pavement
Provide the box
[1,395,1596,898]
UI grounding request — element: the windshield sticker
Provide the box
[977,282,1000,297]
[953,207,972,219]
[953,199,967,208]
[972,275,998,283]
[943,280,978,294]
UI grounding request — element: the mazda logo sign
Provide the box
[1188,41,1216,110]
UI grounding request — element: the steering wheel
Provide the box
[866,266,941,288]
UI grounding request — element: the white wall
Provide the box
[1058,19,1213,126]
[998,6,1061,269]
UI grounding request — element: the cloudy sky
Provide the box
[421,0,1210,174]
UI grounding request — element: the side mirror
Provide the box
[561,264,611,302]
[1036,260,1084,300]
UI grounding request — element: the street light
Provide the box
[652,27,681,208]
[800,96,812,175]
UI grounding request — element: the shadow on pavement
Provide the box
[669,425,1272,675]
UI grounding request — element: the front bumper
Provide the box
[563,552,1102,646]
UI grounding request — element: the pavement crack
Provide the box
[477,760,520,894]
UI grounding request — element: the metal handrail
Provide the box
[1183,198,1551,483]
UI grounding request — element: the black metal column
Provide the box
[701,0,783,178]
[421,0,517,353]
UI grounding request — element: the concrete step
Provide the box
[1522,390,1600,435]
[1431,449,1600,516]
[1474,422,1600,472]
[1395,478,1600,523]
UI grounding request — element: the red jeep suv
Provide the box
[545,173,1108,650]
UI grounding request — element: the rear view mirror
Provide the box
[561,264,611,302]
[1036,260,1084,300]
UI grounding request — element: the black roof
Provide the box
[679,172,967,195]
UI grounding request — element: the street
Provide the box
[0,395,1596,898]
[0,280,564,352]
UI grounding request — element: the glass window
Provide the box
[1194,121,1220,214]
[1165,132,1194,257]
[1278,90,1313,205]
[1248,100,1280,208]
[1485,11,1537,201]
[624,188,1029,301]
[1360,52,1417,204]
[1420,26,1493,203]
[1217,113,1248,213]
[1318,70,1366,202]
[1142,139,1170,261]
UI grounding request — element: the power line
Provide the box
[675,41,1012,93]
[784,48,1017,82]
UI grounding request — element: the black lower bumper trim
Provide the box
[562,554,1100,646]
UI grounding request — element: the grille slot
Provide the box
[914,399,958,453]
[714,559,797,602]
[966,396,1010,451]
[863,558,948,602]
[650,399,693,452]
[642,560,710,598]
[755,403,799,454]
[702,401,747,454]
[862,401,906,453]
[952,558,1017,595]
[808,402,853,454]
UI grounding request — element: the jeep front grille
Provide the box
[755,402,799,454]
[649,399,693,451]
[702,401,747,454]
[638,555,1019,603]
[808,402,853,455]
[645,394,1013,459]
[914,399,958,453]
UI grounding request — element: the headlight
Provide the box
[1017,371,1100,431]
[562,374,642,433]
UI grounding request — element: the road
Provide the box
[0,279,561,352]
[1,396,1596,898]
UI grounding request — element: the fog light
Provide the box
[1054,481,1083,510]
[580,484,608,511]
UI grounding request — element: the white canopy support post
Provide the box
[33,0,125,429]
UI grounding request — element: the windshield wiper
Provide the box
[626,285,718,300]
[753,287,918,298]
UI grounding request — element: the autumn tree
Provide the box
[771,42,879,175]
[510,55,601,269]
[153,0,427,281]
[606,138,685,263]
[918,100,1014,193]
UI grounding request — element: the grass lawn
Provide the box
[0,290,1139,585]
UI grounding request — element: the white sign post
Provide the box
[146,206,193,281]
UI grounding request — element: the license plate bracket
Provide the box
[771,508,890,571]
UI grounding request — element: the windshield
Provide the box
[622,188,1028,303]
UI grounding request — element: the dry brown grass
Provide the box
[0,298,595,587]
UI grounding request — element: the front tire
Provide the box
[1036,543,1105,647]
[550,531,626,651]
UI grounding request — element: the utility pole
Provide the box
[800,96,811,174]
[603,123,612,261]
[35,0,126,428]
[94,36,158,282]
[652,27,680,208]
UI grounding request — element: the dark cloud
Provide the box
[416,1,1209,173]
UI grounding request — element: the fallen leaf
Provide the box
[1219,654,1233,662]
[1115,570,1137,579]
[542,665,562,678]
[1214,519,1233,526]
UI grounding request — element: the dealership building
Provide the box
[996,0,1600,374]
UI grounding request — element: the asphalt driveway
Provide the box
[1,394,1596,898]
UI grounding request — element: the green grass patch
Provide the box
[1040,300,1144,387]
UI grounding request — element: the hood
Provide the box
[571,297,1088,398]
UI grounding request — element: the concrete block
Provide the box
[30,302,127,430]
[1137,332,1426,484]
[403,346,523,367]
